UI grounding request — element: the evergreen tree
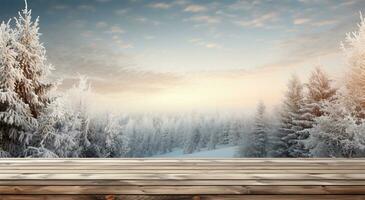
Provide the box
[298,67,336,156]
[0,21,35,157]
[306,92,365,157]
[306,14,365,158]
[184,125,201,154]
[228,120,241,145]
[0,1,55,157]
[237,101,268,157]
[25,98,79,158]
[342,13,365,118]
[14,1,53,118]
[279,75,307,157]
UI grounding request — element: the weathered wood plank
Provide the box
[0,169,365,174]
[0,159,364,198]
[0,195,193,200]
[0,164,365,170]
[1,180,365,186]
[2,195,365,200]
[0,173,364,180]
[1,185,365,195]
[200,195,365,200]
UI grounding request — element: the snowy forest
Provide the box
[2,2,365,158]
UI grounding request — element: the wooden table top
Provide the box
[0,158,365,199]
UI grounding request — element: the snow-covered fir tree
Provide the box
[0,21,36,157]
[296,67,336,157]
[342,13,365,119]
[305,67,336,118]
[228,119,242,145]
[0,1,56,157]
[279,75,308,157]
[25,97,78,158]
[26,76,93,158]
[306,91,365,157]
[306,14,365,158]
[14,1,54,118]
[237,101,268,157]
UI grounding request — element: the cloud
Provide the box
[188,15,221,24]
[50,44,182,95]
[205,43,221,49]
[148,2,171,9]
[112,35,134,49]
[189,38,222,49]
[293,18,311,25]
[258,17,355,71]
[235,12,279,28]
[108,25,125,34]
[311,19,338,26]
[184,4,207,12]
[227,0,262,11]
[135,17,161,26]
[293,17,338,26]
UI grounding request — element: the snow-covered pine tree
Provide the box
[207,118,219,150]
[184,123,201,154]
[237,101,268,157]
[298,67,336,156]
[14,1,54,118]
[306,92,365,157]
[279,75,307,157]
[0,21,36,157]
[25,97,80,158]
[27,76,96,158]
[342,13,365,119]
[228,119,241,145]
[104,114,129,158]
[1,1,56,157]
[66,76,91,155]
[305,67,336,118]
[306,13,365,158]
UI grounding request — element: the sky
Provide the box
[0,0,364,113]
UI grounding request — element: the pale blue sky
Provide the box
[0,0,363,112]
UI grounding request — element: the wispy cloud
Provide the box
[108,25,125,34]
[135,17,161,26]
[235,12,279,28]
[189,38,222,49]
[184,4,207,13]
[112,35,133,49]
[148,2,171,9]
[293,18,311,25]
[51,44,182,95]
[187,15,221,24]
[293,17,338,26]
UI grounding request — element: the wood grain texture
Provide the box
[1,196,365,200]
[0,159,364,199]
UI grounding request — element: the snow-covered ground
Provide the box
[152,145,238,158]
